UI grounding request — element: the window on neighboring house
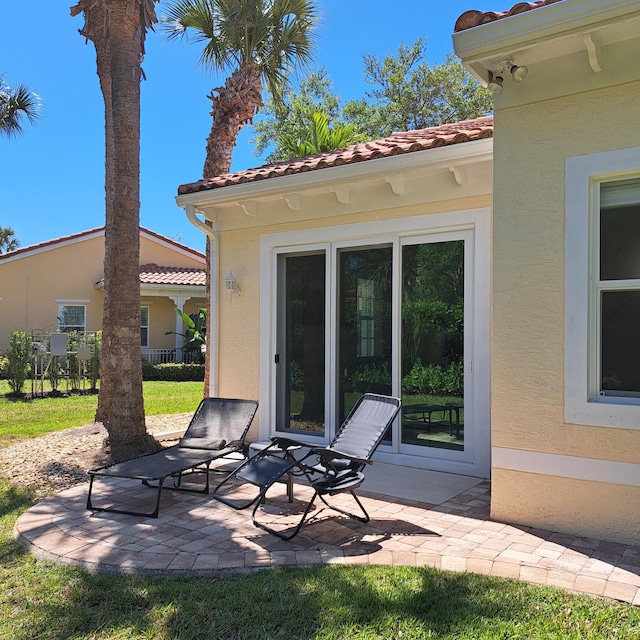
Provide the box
[58,305,86,333]
[565,147,640,428]
[597,178,640,398]
[357,277,375,357]
[140,307,149,348]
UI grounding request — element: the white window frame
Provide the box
[57,304,86,333]
[565,146,640,429]
[260,208,491,477]
[140,306,150,348]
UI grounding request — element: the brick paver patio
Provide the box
[15,473,640,605]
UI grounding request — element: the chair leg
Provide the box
[317,489,370,523]
[251,490,319,540]
[87,475,165,518]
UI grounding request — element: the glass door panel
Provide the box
[337,246,393,439]
[276,252,326,436]
[401,240,465,451]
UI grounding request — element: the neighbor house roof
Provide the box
[454,0,563,32]
[138,264,206,287]
[178,116,494,196]
[0,226,205,262]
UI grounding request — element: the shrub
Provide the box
[142,362,205,382]
[7,331,32,394]
[402,361,463,397]
[0,355,8,380]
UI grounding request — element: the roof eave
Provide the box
[453,0,640,85]
[176,137,493,218]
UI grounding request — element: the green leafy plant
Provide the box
[402,361,463,396]
[165,308,206,364]
[142,363,205,382]
[6,331,32,394]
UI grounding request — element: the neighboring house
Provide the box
[0,226,206,362]
[174,0,640,544]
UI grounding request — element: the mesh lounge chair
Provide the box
[87,397,258,518]
[212,393,401,540]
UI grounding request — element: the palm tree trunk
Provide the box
[202,62,262,396]
[72,0,160,461]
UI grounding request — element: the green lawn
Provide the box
[0,381,204,444]
[0,477,638,639]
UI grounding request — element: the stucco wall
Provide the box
[491,79,640,542]
[0,235,106,352]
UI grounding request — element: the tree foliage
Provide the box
[278,110,363,158]
[251,38,493,161]
[0,226,19,254]
[0,76,41,139]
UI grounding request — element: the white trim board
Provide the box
[493,446,640,488]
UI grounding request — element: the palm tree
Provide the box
[0,76,41,138]
[71,0,161,462]
[278,110,364,159]
[0,226,19,254]
[161,0,318,395]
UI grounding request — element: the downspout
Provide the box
[183,205,220,397]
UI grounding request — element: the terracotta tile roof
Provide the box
[454,0,564,32]
[138,264,206,287]
[178,116,494,195]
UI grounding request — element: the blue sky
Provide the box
[1,1,497,254]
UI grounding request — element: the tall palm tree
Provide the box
[161,0,318,395]
[71,0,161,462]
[0,76,41,138]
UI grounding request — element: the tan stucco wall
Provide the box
[214,193,492,441]
[492,469,640,542]
[0,232,204,353]
[0,235,106,352]
[491,79,640,542]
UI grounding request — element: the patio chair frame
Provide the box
[86,397,258,518]
[212,393,401,540]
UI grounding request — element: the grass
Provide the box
[0,380,204,445]
[0,475,639,640]
[0,383,638,638]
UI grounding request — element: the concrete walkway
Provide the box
[15,464,640,606]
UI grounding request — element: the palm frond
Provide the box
[0,79,42,139]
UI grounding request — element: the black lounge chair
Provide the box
[212,393,401,539]
[87,397,258,518]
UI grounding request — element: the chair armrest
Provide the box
[270,436,308,451]
[310,448,372,467]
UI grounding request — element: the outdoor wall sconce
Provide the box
[224,271,241,301]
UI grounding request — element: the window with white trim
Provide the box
[58,305,86,333]
[140,307,149,348]
[565,147,640,428]
[597,178,640,398]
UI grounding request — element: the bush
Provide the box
[142,362,205,382]
[402,361,463,396]
[7,331,32,394]
[0,355,8,380]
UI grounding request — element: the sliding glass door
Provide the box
[275,251,326,437]
[401,239,466,452]
[271,227,477,470]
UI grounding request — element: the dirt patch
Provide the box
[0,413,190,499]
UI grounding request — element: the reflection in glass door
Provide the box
[276,252,326,436]
[401,240,465,451]
[338,246,393,437]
